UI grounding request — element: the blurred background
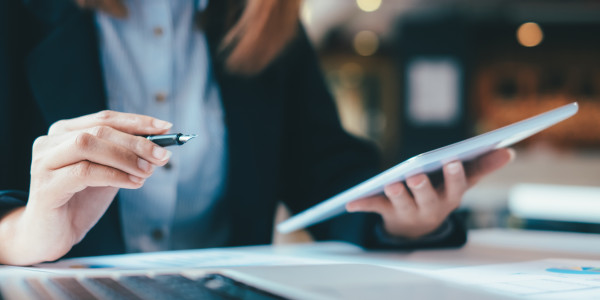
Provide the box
[277,0,600,243]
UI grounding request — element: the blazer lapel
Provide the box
[26,9,107,124]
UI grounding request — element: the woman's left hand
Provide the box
[346,148,515,239]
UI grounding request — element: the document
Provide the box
[32,248,333,270]
[425,259,600,299]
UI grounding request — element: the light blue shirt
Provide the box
[95,0,229,253]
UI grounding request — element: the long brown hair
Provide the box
[76,0,302,75]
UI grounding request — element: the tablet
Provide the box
[277,102,579,234]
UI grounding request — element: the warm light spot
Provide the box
[301,2,312,25]
[339,62,364,88]
[517,22,544,47]
[353,30,379,56]
[356,0,382,12]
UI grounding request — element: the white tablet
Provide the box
[277,102,579,234]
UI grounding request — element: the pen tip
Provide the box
[179,134,197,143]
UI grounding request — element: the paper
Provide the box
[34,248,332,270]
[426,259,600,299]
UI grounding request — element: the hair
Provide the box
[219,0,301,75]
[77,0,302,75]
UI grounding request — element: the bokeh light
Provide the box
[356,0,382,12]
[353,30,379,56]
[339,62,364,88]
[517,22,544,47]
[301,2,312,26]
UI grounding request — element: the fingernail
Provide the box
[508,148,517,162]
[152,119,173,130]
[129,175,144,183]
[137,158,153,172]
[152,146,172,160]
[446,161,462,175]
[408,177,426,189]
[386,183,403,196]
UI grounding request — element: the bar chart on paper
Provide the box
[427,259,600,299]
[546,266,600,275]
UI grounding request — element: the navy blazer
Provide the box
[0,0,466,259]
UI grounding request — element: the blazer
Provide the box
[0,0,466,259]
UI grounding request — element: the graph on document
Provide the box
[546,266,600,275]
[429,259,600,298]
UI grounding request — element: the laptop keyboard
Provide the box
[22,273,285,300]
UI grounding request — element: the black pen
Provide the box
[146,133,197,147]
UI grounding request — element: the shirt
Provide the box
[95,0,229,253]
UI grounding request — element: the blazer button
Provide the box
[163,162,172,170]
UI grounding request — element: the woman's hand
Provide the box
[346,148,515,239]
[0,111,172,265]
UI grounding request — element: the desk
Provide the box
[4,229,600,299]
[232,228,600,271]
[239,228,600,299]
[20,228,600,277]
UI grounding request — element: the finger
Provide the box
[383,182,417,212]
[40,132,155,178]
[46,161,144,208]
[48,110,172,136]
[85,126,171,166]
[443,161,468,208]
[406,174,439,210]
[94,126,172,166]
[465,148,515,187]
[34,126,171,167]
[346,195,393,216]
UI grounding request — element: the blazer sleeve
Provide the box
[0,1,47,217]
[277,26,466,249]
[0,191,28,218]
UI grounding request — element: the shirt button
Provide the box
[155,92,167,103]
[151,228,164,241]
[153,27,164,37]
[164,162,172,170]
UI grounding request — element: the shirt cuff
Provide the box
[0,190,28,216]
[374,218,454,247]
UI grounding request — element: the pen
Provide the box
[146,133,197,147]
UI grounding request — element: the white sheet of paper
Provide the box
[423,259,600,299]
[32,248,333,271]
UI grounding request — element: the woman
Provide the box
[0,0,512,265]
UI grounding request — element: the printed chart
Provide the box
[429,259,600,299]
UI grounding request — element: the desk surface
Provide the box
[240,228,600,272]
[26,228,600,272]
[4,228,600,299]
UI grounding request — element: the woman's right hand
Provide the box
[0,111,172,265]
